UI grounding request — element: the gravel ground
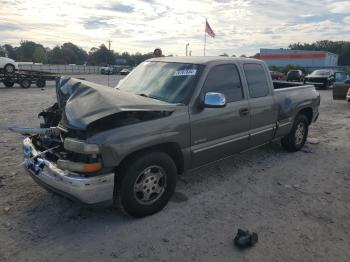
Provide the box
[0,75,349,262]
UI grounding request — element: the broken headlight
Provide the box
[64,138,100,154]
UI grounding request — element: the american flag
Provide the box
[205,20,215,38]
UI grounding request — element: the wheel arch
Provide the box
[117,142,185,175]
[296,107,313,124]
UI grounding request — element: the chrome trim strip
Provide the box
[192,134,249,154]
[250,128,273,136]
[278,122,291,128]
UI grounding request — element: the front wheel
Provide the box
[281,114,309,152]
[4,63,15,74]
[117,151,177,218]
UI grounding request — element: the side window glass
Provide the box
[244,63,270,98]
[202,64,243,103]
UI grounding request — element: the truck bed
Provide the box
[273,80,306,89]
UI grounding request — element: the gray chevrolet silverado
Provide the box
[16,57,320,217]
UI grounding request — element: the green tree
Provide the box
[47,46,65,64]
[61,42,88,64]
[17,41,45,62]
[87,44,115,65]
[3,44,17,60]
[33,46,47,63]
[0,46,6,56]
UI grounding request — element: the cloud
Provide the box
[1,0,350,56]
[84,19,114,29]
[109,3,134,13]
[0,23,21,31]
[328,1,350,14]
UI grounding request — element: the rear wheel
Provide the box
[20,78,31,88]
[3,77,14,87]
[36,78,46,88]
[117,151,177,218]
[4,63,15,74]
[281,114,309,152]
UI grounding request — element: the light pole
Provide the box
[186,43,189,56]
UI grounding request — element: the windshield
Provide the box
[288,71,300,77]
[117,61,204,104]
[310,70,332,76]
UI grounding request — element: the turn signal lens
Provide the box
[57,160,103,173]
[83,163,103,172]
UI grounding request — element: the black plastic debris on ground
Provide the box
[234,229,258,249]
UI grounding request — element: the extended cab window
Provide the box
[244,63,270,98]
[202,64,243,103]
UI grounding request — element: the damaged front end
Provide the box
[13,76,175,205]
[17,102,115,205]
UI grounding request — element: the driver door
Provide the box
[190,64,250,168]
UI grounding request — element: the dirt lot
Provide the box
[0,76,349,262]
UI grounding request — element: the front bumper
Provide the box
[305,81,326,87]
[23,137,115,205]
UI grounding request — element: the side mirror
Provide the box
[345,79,350,84]
[204,92,226,108]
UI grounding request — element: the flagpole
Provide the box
[204,18,206,56]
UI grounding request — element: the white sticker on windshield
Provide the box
[174,69,197,76]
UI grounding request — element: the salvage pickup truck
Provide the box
[15,57,320,217]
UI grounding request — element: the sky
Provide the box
[1,0,350,56]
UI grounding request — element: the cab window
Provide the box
[244,63,270,98]
[202,64,243,103]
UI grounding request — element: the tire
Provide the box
[117,151,177,218]
[4,63,15,74]
[3,77,14,87]
[324,81,329,90]
[281,114,309,152]
[36,79,46,88]
[20,78,31,88]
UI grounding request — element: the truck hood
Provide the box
[57,77,177,129]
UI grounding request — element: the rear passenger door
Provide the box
[190,64,250,168]
[243,63,278,147]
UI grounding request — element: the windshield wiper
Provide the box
[137,93,160,101]
[137,93,150,98]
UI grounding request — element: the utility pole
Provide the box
[107,40,112,87]
[107,40,112,66]
[186,43,189,56]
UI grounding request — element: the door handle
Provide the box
[239,108,249,116]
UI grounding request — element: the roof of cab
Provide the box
[147,56,263,65]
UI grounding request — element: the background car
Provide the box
[100,66,117,75]
[0,56,19,73]
[119,68,131,75]
[304,69,335,89]
[286,70,305,82]
[270,70,284,80]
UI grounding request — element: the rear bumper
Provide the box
[23,137,115,205]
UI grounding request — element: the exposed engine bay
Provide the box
[10,77,174,175]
